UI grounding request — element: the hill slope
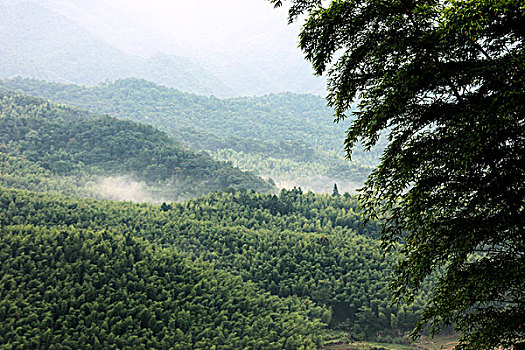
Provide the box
[0,198,324,348]
[0,88,273,201]
[0,186,429,341]
[0,78,385,192]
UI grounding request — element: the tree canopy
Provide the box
[0,186,429,342]
[0,78,383,191]
[270,0,525,349]
[0,88,274,200]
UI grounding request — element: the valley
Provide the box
[0,0,493,347]
[0,88,273,201]
[0,78,383,193]
[0,85,428,348]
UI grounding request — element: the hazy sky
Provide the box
[124,0,296,50]
[47,0,301,57]
[39,0,324,95]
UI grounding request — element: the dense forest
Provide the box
[0,84,433,349]
[1,0,521,347]
[0,78,384,192]
[0,88,273,201]
[0,210,323,348]
[0,186,429,345]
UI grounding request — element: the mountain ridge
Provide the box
[0,87,274,201]
[0,77,383,193]
[0,0,233,96]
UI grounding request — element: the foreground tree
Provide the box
[270,0,525,348]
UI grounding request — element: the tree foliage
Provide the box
[0,88,273,200]
[0,224,323,349]
[270,0,525,348]
[0,186,429,342]
[0,78,384,191]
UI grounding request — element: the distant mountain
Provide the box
[34,0,326,96]
[0,88,274,201]
[0,0,233,96]
[0,78,383,193]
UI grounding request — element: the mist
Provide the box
[36,0,325,96]
[271,176,361,195]
[90,176,168,204]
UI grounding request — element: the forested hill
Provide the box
[0,78,383,192]
[1,187,429,343]
[0,78,337,149]
[0,189,325,349]
[0,88,274,201]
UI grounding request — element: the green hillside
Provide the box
[0,218,323,349]
[0,89,273,201]
[0,187,429,342]
[0,78,384,192]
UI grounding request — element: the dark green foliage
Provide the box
[0,186,428,341]
[0,224,323,349]
[0,88,273,200]
[270,0,525,348]
[0,78,383,191]
[0,78,338,152]
[332,184,339,197]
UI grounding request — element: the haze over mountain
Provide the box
[0,0,231,96]
[0,0,325,96]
